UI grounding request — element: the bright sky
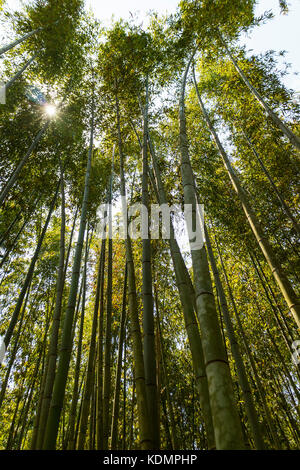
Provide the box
[88,0,300,90]
[240,0,300,90]
[86,0,177,21]
[3,0,300,90]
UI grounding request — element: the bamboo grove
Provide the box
[0,0,299,451]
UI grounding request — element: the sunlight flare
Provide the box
[44,103,56,117]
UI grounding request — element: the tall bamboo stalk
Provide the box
[4,183,60,351]
[217,244,282,449]
[115,93,151,450]
[205,224,265,449]
[141,79,159,449]
[218,33,300,151]
[36,170,66,448]
[95,234,106,449]
[193,69,300,330]
[0,122,50,207]
[103,160,114,449]
[180,58,244,449]
[154,287,179,450]
[43,94,94,449]
[110,265,127,449]
[67,234,89,449]
[148,132,215,449]
[0,26,43,56]
[5,52,39,90]
[240,129,300,235]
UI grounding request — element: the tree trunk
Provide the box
[180,58,244,450]
[218,247,282,449]
[0,278,32,407]
[78,183,111,450]
[155,288,179,450]
[206,226,265,449]
[241,129,300,235]
[67,234,89,449]
[193,70,300,330]
[110,265,127,449]
[0,122,50,207]
[0,27,43,56]
[0,216,29,269]
[115,93,151,450]
[95,235,106,449]
[141,78,159,449]
[219,33,300,151]
[148,132,215,449]
[4,182,59,350]
[36,172,66,448]
[43,98,94,449]
[103,162,114,449]
[5,51,39,90]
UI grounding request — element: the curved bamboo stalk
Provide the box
[218,33,300,151]
[193,68,300,330]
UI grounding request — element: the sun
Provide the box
[44,103,56,117]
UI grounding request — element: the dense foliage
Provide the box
[0,0,299,450]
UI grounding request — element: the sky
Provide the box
[2,0,300,90]
[88,0,300,89]
[0,0,299,262]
